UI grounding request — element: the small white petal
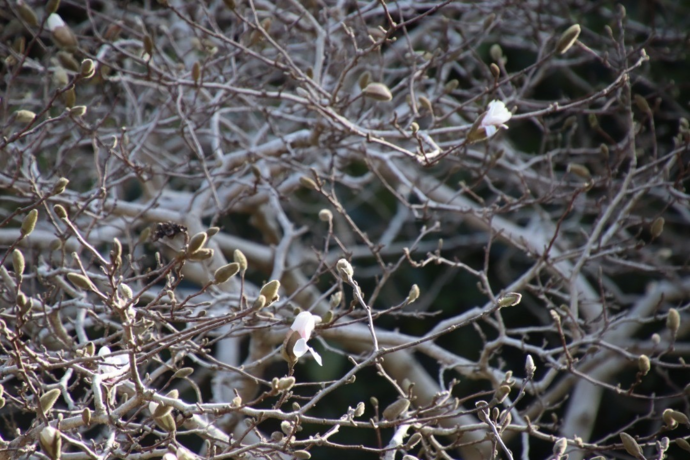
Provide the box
[47,13,66,32]
[484,125,498,138]
[308,347,323,366]
[293,338,309,358]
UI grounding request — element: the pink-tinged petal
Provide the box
[293,338,309,358]
[290,312,319,340]
[308,347,323,366]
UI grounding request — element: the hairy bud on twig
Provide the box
[67,272,94,291]
[69,105,87,117]
[358,71,371,90]
[667,308,680,334]
[567,163,591,180]
[336,258,354,280]
[556,24,581,54]
[299,176,318,190]
[497,292,522,308]
[252,295,266,311]
[82,407,91,425]
[382,398,410,420]
[46,0,60,14]
[17,1,39,27]
[490,44,503,62]
[293,450,311,459]
[232,249,247,273]
[21,209,38,236]
[354,402,365,417]
[490,63,500,79]
[214,263,240,284]
[187,232,208,254]
[318,209,332,222]
[40,389,62,414]
[362,83,393,102]
[525,354,536,377]
[553,437,567,456]
[259,280,280,304]
[677,438,690,452]
[620,432,643,459]
[407,284,420,303]
[52,178,69,195]
[277,377,296,391]
[12,249,25,278]
[493,385,511,404]
[638,355,650,375]
[15,110,36,124]
[81,59,95,79]
[39,426,61,460]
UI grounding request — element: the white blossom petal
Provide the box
[293,338,309,358]
[308,347,323,366]
[290,312,320,340]
[481,100,512,131]
[484,125,498,138]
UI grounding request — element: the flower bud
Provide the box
[21,209,38,236]
[667,308,680,334]
[525,355,536,377]
[667,409,690,425]
[40,388,61,414]
[54,204,68,219]
[15,110,36,124]
[174,368,194,379]
[252,295,266,311]
[214,262,240,284]
[69,105,87,117]
[81,59,95,79]
[48,14,78,49]
[280,420,292,435]
[299,176,318,190]
[67,272,94,291]
[556,24,581,54]
[444,79,459,93]
[12,249,25,277]
[406,432,422,449]
[498,292,522,307]
[259,280,280,304]
[17,1,39,26]
[82,407,91,425]
[233,249,248,272]
[382,398,410,420]
[52,178,69,195]
[493,385,511,404]
[490,63,500,79]
[407,284,420,303]
[677,438,690,452]
[637,355,650,375]
[277,377,296,391]
[358,71,372,90]
[39,426,61,460]
[553,437,567,456]
[634,94,651,114]
[354,402,365,417]
[231,396,242,408]
[293,451,311,459]
[567,163,591,180]
[620,432,642,458]
[336,258,354,280]
[490,44,503,62]
[362,82,393,102]
[187,233,208,255]
[46,0,60,14]
[63,87,76,108]
[318,209,332,222]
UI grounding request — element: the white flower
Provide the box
[97,346,130,381]
[47,13,66,32]
[290,312,323,366]
[480,100,512,138]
